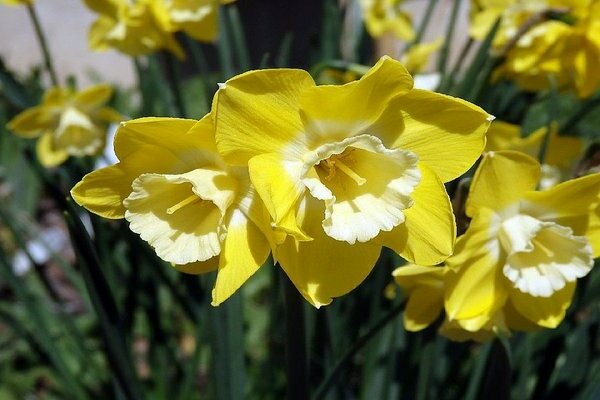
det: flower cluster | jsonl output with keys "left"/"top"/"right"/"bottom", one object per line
{"left": 394, "top": 151, "right": 600, "bottom": 341}
{"left": 486, "top": 120, "right": 583, "bottom": 188}
{"left": 84, "top": 0, "right": 234, "bottom": 57}
{"left": 360, "top": 0, "right": 415, "bottom": 40}
{"left": 470, "top": 0, "right": 600, "bottom": 97}
{"left": 72, "top": 56, "right": 492, "bottom": 307}
{"left": 8, "top": 84, "right": 122, "bottom": 167}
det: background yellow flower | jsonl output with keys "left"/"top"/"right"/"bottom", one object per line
{"left": 7, "top": 84, "right": 122, "bottom": 167}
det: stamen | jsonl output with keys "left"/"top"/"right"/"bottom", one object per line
{"left": 334, "top": 158, "right": 366, "bottom": 186}
{"left": 167, "top": 194, "right": 202, "bottom": 215}
{"left": 533, "top": 237, "right": 555, "bottom": 257}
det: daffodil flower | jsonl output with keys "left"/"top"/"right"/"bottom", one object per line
{"left": 445, "top": 151, "right": 600, "bottom": 330}
{"left": 71, "top": 115, "right": 274, "bottom": 305}
{"left": 394, "top": 263, "right": 540, "bottom": 341}
{"left": 161, "top": 0, "right": 235, "bottom": 42}
{"left": 486, "top": 120, "right": 583, "bottom": 188}
{"left": 472, "top": 0, "right": 600, "bottom": 97}
{"left": 84, "top": 0, "right": 185, "bottom": 58}
{"left": 8, "top": 84, "right": 122, "bottom": 167}
{"left": 214, "top": 56, "right": 491, "bottom": 306}
{"left": 360, "top": 0, "right": 415, "bottom": 40}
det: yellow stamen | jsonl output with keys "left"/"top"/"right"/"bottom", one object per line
{"left": 167, "top": 194, "right": 202, "bottom": 215}
{"left": 334, "top": 158, "right": 366, "bottom": 186}
{"left": 533, "top": 237, "right": 555, "bottom": 257}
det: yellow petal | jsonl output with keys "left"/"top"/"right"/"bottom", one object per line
{"left": 83, "top": 0, "right": 120, "bottom": 16}
{"left": 299, "top": 56, "right": 413, "bottom": 148}
{"left": 587, "top": 204, "right": 600, "bottom": 257}
{"left": 94, "top": 107, "right": 124, "bottom": 123}
{"left": 36, "top": 132, "right": 69, "bottom": 167}
{"left": 379, "top": 163, "right": 456, "bottom": 265}
{"left": 484, "top": 120, "right": 522, "bottom": 152}
{"left": 400, "top": 38, "right": 444, "bottom": 74}
{"left": 212, "top": 209, "right": 271, "bottom": 306}
{"left": 376, "top": 89, "right": 491, "bottom": 182}
{"left": 172, "top": 3, "right": 218, "bottom": 42}
{"left": 7, "top": 107, "right": 53, "bottom": 138}
{"left": 444, "top": 210, "right": 506, "bottom": 321}
{"left": 114, "top": 117, "right": 200, "bottom": 160}
{"left": 71, "top": 163, "right": 134, "bottom": 219}
{"left": 508, "top": 282, "right": 576, "bottom": 328}
{"left": 73, "top": 84, "right": 113, "bottom": 109}
{"left": 71, "top": 146, "right": 182, "bottom": 219}
{"left": 522, "top": 172, "right": 600, "bottom": 256}
{"left": 544, "top": 132, "right": 583, "bottom": 169}
{"left": 392, "top": 264, "right": 445, "bottom": 331}
{"left": 248, "top": 153, "right": 310, "bottom": 240}
{"left": 214, "top": 68, "right": 314, "bottom": 164}
{"left": 403, "top": 286, "right": 444, "bottom": 331}
{"left": 439, "top": 319, "right": 496, "bottom": 343}
{"left": 175, "top": 257, "right": 218, "bottom": 274}
{"left": 42, "top": 87, "right": 71, "bottom": 106}
{"left": 466, "top": 150, "right": 540, "bottom": 217}
{"left": 276, "top": 196, "right": 381, "bottom": 307}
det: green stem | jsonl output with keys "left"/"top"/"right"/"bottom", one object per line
{"left": 312, "top": 301, "right": 405, "bottom": 400}
{"left": 162, "top": 52, "right": 187, "bottom": 118}
{"left": 559, "top": 92, "right": 600, "bottom": 134}
{"left": 402, "top": 0, "right": 438, "bottom": 54}
{"left": 479, "top": 340, "right": 511, "bottom": 400}
{"left": 437, "top": 0, "right": 461, "bottom": 76}
{"left": 465, "top": 342, "right": 492, "bottom": 400}
{"left": 26, "top": 4, "right": 58, "bottom": 86}
{"left": 538, "top": 76, "right": 558, "bottom": 165}
{"left": 283, "top": 271, "right": 309, "bottom": 400}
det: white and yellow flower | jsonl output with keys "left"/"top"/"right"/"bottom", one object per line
{"left": 71, "top": 115, "right": 274, "bottom": 305}
{"left": 214, "top": 56, "right": 491, "bottom": 307}
{"left": 445, "top": 151, "right": 600, "bottom": 330}
{"left": 8, "top": 84, "right": 122, "bottom": 167}
{"left": 394, "top": 151, "right": 600, "bottom": 340}
{"left": 360, "top": 0, "right": 415, "bottom": 40}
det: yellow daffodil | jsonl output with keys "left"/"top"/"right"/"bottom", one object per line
{"left": 394, "top": 151, "right": 600, "bottom": 340}
{"left": 71, "top": 115, "right": 274, "bottom": 306}
{"left": 360, "top": 0, "right": 415, "bottom": 41}
{"left": 394, "top": 263, "right": 539, "bottom": 341}
{"left": 214, "top": 56, "right": 492, "bottom": 307}
{"left": 486, "top": 121, "right": 583, "bottom": 188}
{"left": 84, "top": 0, "right": 185, "bottom": 58}
{"left": 445, "top": 151, "right": 600, "bottom": 331}
{"left": 84, "top": 0, "right": 233, "bottom": 57}
{"left": 7, "top": 84, "right": 122, "bottom": 167}
{"left": 471, "top": 0, "right": 600, "bottom": 97}
{"left": 400, "top": 38, "right": 443, "bottom": 75}
{"left": 161, "top": 0, "right": 234, "bottom": 42}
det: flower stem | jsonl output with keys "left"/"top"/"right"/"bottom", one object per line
{"left": 161, "top": 52, "right": 187, "bottom": 118}
{"left": 26, "top": 4, "right": 58, "bottom": 86}
{"left": 312, "top": 301, "right": 405, "bottom": 399}
{"left": 282, "top": 271, "right": 309, "bottom": 400}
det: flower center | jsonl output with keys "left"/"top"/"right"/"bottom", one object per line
{"left": 301, "top": 134, "right": 420, "bottom": 244}
{"left": 317, "top": 148, "right": 366, "bottom": 186}
{"left": 499, "top": 213, "right": 593, "bottom": 297}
